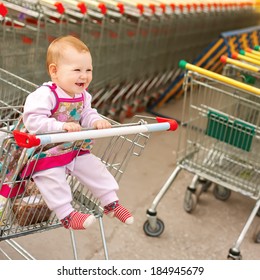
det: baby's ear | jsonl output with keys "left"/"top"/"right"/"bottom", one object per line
{"left": 49, "top": 63, "right": 57, "bottom": 78}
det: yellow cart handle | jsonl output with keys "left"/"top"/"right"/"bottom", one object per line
{"left": 178, "top": 60, "right": 260, "bottom": 96}
{"left": 239, "top": 50, "right": 260, "bottom": 61}
{"left": 220, "top": 55, "right": 260, "bottom": 73}
{"left": 232, "top": 52, "right": 260, "bottom": 67}
{"left": 246, "top": 47, "right": 260, "bottom": 57}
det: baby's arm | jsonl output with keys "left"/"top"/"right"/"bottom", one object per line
{"left": 23, "top": 87, "right": 65, "bottom": 133}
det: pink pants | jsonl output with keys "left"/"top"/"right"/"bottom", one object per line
{"left": 32, "top": 153, "right": 119, "bottom": 219}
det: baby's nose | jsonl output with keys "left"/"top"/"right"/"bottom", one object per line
{"left": 80, "top": 72, "right": 88, "bottom": 78}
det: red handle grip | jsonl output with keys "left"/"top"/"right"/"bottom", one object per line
{"left": 13, "top": 130, "right": 40, "bottom": 148}
{"left": 156, "top": 117, "right": 178, "bottom": 131}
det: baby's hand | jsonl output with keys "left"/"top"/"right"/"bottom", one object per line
{"left": 93, "top": 119, "right": 112, "bottom": 129}
{"left": 63, "top": 122, "right": 82, "bottom": 132}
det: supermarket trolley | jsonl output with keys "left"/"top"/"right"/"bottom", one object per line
{"left": 221, "top": 55, "right": 260, "bottom": 243}
{"left": 0, "top": 69, "right": 178, "bottom": 260}
{"left": 144, "top": 60, "right": 260, "bottom": 260}
{"left": 221, "top": 55, "right": 260, "bottom": 87}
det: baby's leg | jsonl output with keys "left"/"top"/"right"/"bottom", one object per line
{"left": 103, "top": 201, "right": 134, "bottom": 225}
{"left": 70, "top": 154, "right": 133, "bottom": 224}
{"left": 32, "top": 166, "right": 95, "bottom": 229}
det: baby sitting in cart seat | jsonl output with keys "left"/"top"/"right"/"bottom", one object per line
{"left": 22, "top": 35, "right": 133, "bottom": 230}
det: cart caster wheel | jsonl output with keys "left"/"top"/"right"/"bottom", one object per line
{"left": 143, "top": 218, "right": 165, "bottom": 237}
{"left": 183, "top": 187, "right": 197, "bottom": 213}
{"left": 213, "top": 185, "right": 231, "bottom": 201}
{"left": 227, "top": 248, "right": 242, "bottom": 260}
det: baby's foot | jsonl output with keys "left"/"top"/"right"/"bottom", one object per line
{"left": 104, "top": 201, "right": 134, "bottom": 225}
{"left": 60, "top": 211, "right": 96, "bottom": 230}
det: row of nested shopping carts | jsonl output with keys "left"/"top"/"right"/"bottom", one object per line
{"left": 0, "top": 0, "right": 258, "bottom": 123}
{"left": 0, "top": 69, "right": 178, "bottom": 259}
{"left": 143, "top": 47, "right": 260, "bottom": 259}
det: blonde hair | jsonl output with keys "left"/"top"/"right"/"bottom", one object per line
{"left": 46, "top": 35, "right": 90, "bottom": 75}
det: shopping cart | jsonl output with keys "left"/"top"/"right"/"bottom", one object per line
{"left": 221, "top": 55, "right": 260, "bottom": 244}
{"left": 221, "top": 55, "right": 260, "bottom": 87}
{"left": 0, "top": 68, "right": 178, "bottom": 260}
{"left": 144, "top": 60, "right": 260, "bottom": 260}
{"left": 231, "top": 51, "right": 260, "bottom": 68}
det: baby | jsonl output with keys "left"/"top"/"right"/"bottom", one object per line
{"left": 22, "top": 35, "right": 133, "bottom": 230}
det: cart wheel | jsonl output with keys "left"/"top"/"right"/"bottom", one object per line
{"left": 143, "top": 219, "right": 165, "bottom": 237}
{"left": 213, "top": 185, "right": 231, "bottom": 201}
{"left": 227, "top": 254, "right": 242, "bottom": 260}
{"left": 183, "top": 187, "right": 197, "bottom": 213}
{"left": 227, "top": 248, "right": 242, "bottom": 260}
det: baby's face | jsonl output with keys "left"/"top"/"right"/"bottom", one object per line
{"left": 51, "top": 46, "right": 93, "bottom": 97}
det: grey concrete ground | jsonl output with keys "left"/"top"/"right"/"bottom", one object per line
{"left": 1, "top": 98, "right": 260, "bottom": 260}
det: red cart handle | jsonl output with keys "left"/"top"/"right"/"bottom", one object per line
{"left": 156, "top": 117, "right": 178, "bottom": 131}
{"left": 13, "top": 130, "right": 40, "bottom": 148}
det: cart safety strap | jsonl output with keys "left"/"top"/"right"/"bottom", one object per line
{"left": 0, "top": 182, "right": 25, "bottom": 198}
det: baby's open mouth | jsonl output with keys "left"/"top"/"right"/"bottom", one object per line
{"left": 76, "top": 83, "right": 84, "bottom": 87}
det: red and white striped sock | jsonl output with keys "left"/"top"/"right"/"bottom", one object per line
{"left": 60, "top": 211, "right": 96, "bottom": 230}
{"left": 104, "top": 201, "right": 134, "bottom": 225}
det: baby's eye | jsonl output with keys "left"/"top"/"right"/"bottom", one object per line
{"left": 86, "top": 69, "right": 92, "bottom": 72}
{"left": 74, "top": 69, "right": 80, "bottom": 72}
